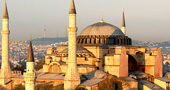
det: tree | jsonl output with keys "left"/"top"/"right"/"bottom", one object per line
{"left": 13, "top": 85, "right": 25, "bottom": 90}
{"left": 99, "top": 78, "right": 115, "bottom": 90}
{"left": 36, "top": 84, "right": 53, "bottom": 90}
{"left": 98, "top": 77, "right": 123, "bottom": 90}
{"left": 53, "top": 84, "right": 64, "bottom": 90}
{"left": 75, "top": 87, "right": 87, "bottom": 90}
{"left": 12, "top": 64, "right": 26, "bottom": 74}
{"left": 35, "top": 58, "right": 45, "bottom": 70}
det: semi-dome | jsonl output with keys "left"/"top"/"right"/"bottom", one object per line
{"left": 80, "top": 22, "right": 125, "bottom": 36}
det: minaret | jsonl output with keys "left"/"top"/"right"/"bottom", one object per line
{"left": 24, "top": 37, "right": 36, "bottom": 90}
{"left": 121, "top": 8, "right": 126, "bottom": 35}
{"left": 64, "top": 0, "right": 80, "bottom": 90}
{"left": 0, "top": 0, "right": 11, "bottom": 88}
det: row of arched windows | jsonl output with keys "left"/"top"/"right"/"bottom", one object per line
{"left": 77, "top": 35, "right": 132, "bottom": 45}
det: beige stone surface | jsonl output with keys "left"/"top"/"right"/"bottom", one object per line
{"left": 154, "top": 78, "right": 166, "bottom": 89}
{"left": 121, "top": 26, "right": 126, "bottom": 35}
{"left": 0, "top": 15, "right": 11, "bottom": 89}
{"left": 64, "top": 5, "right": 80, "bottom": 89}
{"left": 24, "top": 62, "right": 36, "bottom": 90}
{"left": 105, "top": 46, "right": 128, "bottom": 77}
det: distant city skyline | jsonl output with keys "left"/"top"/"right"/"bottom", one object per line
{"left": 0, "top": 0, "right": 169, "bottom": 42}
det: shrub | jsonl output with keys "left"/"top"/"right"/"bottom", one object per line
{"left": 75, "top": 87, "right": 87, "bottom": 90}
{"left": 13, "top": 85, "right": 25, "bottom": 90}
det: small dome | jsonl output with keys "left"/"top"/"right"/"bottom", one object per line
{"left": 79, "top": 22, "right": 125, "bottom": 36}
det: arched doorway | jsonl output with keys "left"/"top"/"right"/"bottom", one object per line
{"left": 48, "top": 63, "right": 61, "bottom": 73}
{"left": 128, "top": 55, "right": 137, "bottom": 72}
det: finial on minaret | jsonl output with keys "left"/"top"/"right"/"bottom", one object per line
{"left": 3, "top": 0, "right": 9, "bottom": 19}
{"left": 27, "top": 37, "right": 34, "bottom": 62}
{"left": 100, "top": 12, "right": 104, "bottom": 23}
{"left": 30, "top": 35, "right": 32, "bottom": 41}
{"left": 121, "top": 8, "right": 126, "bottom": 35}
{"left": 69, "top": 0, "right": 76, "bottom": 14}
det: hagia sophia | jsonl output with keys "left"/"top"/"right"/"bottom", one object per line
{"left": 0, "top": 0, "right": 170, "bottom": 90}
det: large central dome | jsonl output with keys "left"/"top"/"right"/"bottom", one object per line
{"left": 80, "top": 22, "right": 125, "bottom": 36}
{"left": 77, "top": 21, "right": 132, "bottom": 46}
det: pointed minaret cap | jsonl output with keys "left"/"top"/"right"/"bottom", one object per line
{"left": 27, "top": 36, "right": 34, "bottom": 62}
{"left": 100, "top": 13, "right": 104, "bottom": 23}
{"left": 122, "top": 8, "right": 125, "bottom": 27}
{"left": 3, "top": 0, "right": 9, "bottom": 19}
{"left": 69, "top": 0, "right": 76, "bottom": 14}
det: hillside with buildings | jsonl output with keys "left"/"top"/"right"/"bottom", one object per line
{"left": 0, "top": 38, "right": 170, "bottom": 70}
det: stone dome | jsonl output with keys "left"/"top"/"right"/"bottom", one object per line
{"left": 79, "top": 22, "right": 125, "bottom": 36}
{"left": 77, "top": 22, "right": 132, "bottom": 46}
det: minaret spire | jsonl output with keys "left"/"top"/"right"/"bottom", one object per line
{"left": 3, "top": 0, "right": 9, "bottom": 19}
{"left": 121, "top": 8, "right": 126, "bottom": 35}
{"left": 100, "top": 12, "right": 104, "bottom": 23}
{"left": 69, "top": 0, "right": 76, "bottom": 14}
{"left": 122, "top": 8, "right": 125, "bottom": 27}
{"left": 27, "top": 36, "right": 34, "bottom": 62}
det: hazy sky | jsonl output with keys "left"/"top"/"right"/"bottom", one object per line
{"left": 0, "top": 0, "right": 170, "bottom": 42}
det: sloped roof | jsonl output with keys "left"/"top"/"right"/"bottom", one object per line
{"left": 85, "top": 70, "right": 107, "bottom": 80}
{"left": 139, "top": 80, "right": 162, "bottom": 89}
{"left": 37, "top": 73, "right": 65, "bottom": 80}
{"left": 59, "top": 47, "right": 91, "bottom": 53}
{"left": 12, "top": 73, "right": 65, "bottom": 80}
{"left": 80, "top": 78, "right": 105, "bottom": 86}
{"left": 156, "top": 77, "right": 170, "bottom": 82}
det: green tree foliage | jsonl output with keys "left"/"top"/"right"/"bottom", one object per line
{"left": 98, "top": 78, "right": 123, "bottom": 90}
{"left": 53, "top": 84, "right": 64, "bottom": 90}
{"left": 75, "top": 87, "right": 87, "bottom": 90}
{"left": 35, "top": 58, "right": 45, "bottom": 70}
{"left": 36, "top": 84, "right": 53, "bottom": 90}
{"left": 13, "top": 85, "right": 25, "bottom": 90}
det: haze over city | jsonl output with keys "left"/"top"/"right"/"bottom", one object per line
{"left": 0, "top": 0, "right": 170, "bottom": 42}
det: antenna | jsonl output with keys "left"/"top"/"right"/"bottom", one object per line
{"left": 44, "top": 25, "right": 46, "bottom": 38}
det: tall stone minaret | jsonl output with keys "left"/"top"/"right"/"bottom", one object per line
{"left": 24, "top": 37, "right": 36, "bottom": 90}
{"left": 121, "top": 8, "right": 126, "bottom": 35}
{"left": 64, "top": 0, "right": 80, "bottom": 90}
{"left": 0, "top": 0, "right": 11, "bottom": 88}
